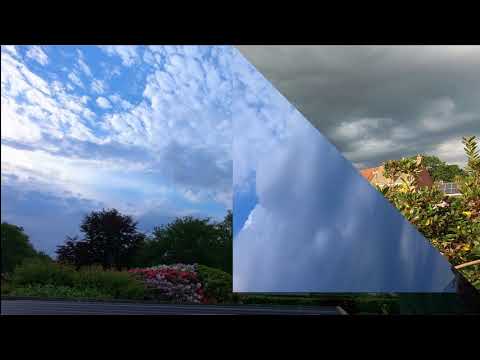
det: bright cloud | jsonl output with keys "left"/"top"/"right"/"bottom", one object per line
{"left": 99, "top": 45, "right": 139, "bottom": 66}
{"left": 1, "top": 45, "right": 238, "bottom": 255}
{"left": 91, "top": 79, "right": 105, "bottom": 94}
{"left": 96, "top": 96, "right": 111, "bottom": 109}
{"left": 26, "top": 46, "right": 49, "bottom": 65}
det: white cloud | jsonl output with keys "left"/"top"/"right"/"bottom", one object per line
{"left": 2, "top": 45, "right": 18, "bottom": 56}
{"left": 99, "top": 45, "right": 139, "bottom": 66}
{"left": 433, "top": 137, "right": 468, "bottom": 167}
{"left": 96, "top": 96, "right": 111, "bottom": 109}
{"left": 109, "top": 94, "right": 121, "bottom": 103}
{"left": 1, "top": 96, "right": 43, "bottom": 143}
{"left": 1, "top": 51, "right": 101, "bottom": 148}
{"left": 91, "top": 79, "right": 105, "bottom": 94}
{"left": 26, "top": 46, "right": 49, "bottom": 65}
{"left": 1, "top": 143, "right": 152, "bottom": 208}
{"left": 77, "top": 50, "right": 92, "bottom": 77}
{"left": 68, "top": 71, "right": 84, "bottom": 88}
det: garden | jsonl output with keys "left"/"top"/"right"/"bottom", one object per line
{"left": 1, "top": 136, "right": 479, "bottom": 314}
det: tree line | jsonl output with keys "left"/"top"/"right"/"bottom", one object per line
{"left": 2, "top": 209, "right": 233, "bottom": 275}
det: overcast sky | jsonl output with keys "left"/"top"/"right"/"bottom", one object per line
{"left": 1, "top": 45, "right": 238, "bottom": 255}
{"left": 236, "top": 45, "right": 480, "bottom": 169}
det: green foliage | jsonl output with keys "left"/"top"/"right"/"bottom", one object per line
{"left": 10, "top": 284, "right": 113, "bottom": 300}
{"left": 136, "top": 211, "right": 233, "bottom": 273}
{"left": 384, "top": 154, "right": 466, "bottom": 183}
{"left": 379, "top": 137, "right": 480, "bottom": 289}
{"left": 10, "top": 259, "right": 145, "bottom": 300}
{"left": 421, "top": 155, "right": 465, "bottom": 182}
{"left": 1, "top": 222, "right": 46, "bottom": 273}
{"left": 457, "top": 136, "right": 480, "bottom": 202}
{"left": 383, "top": 155, "right": 424, "bottom": 187}
{"left": 461, "top": 265, "right": 480, "bottom": 289}
{"left": 463, "top": 136, "right": 480, "bottom": 174}
{"left": 73, "top": 265, "right": 145, "bottom": 299}
{"left": 11, "top": 258, "right": 76, "bottom": 287}
{"left": 1, "top": 280, "right": 12, "bottom": 295}
{"left": 197, "top": 264, "right": 236, "bottom": 303}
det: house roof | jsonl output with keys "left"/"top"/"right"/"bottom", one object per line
{"left": 360, "top": 167, "right": 376, "bottom": 181}
{"left": 360, "top": 165, "right": 433, "bottom": 187}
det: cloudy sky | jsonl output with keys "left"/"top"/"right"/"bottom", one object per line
{"left": 231, "top": 52, "right": 457, "bottom": 293}
{"left": 237, "top": 46, "right": 480, "bottom": 169}
{"left": 1, "top": 45, "right": 240, "bottom": 255}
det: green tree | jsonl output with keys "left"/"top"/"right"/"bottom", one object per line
{"left": 390, "top": 154, "right": 466, "bottom": 183}
{"left": 1, "top": 222, "right": 44, "bottom": 273}
{"left": 422, "top": 155, "right": 466, "bottom": 182}
{"left": 56, "top": 209, "right": 145, "bottom": 270}
{"left": 216, "top": 210, "right": 232, "bottom": 274}
{"left": 135, "top": 211, "right": 233, "bottom": 273}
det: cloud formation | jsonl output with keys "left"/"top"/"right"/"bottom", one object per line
{"left": 231, "top": 54, "right": 457, "bottom": 291}
{"left": 1, "top": 45, "right": 239, "bottom": 255}
{"left": 237, "top": 46, "right": 480, "bottom": 168}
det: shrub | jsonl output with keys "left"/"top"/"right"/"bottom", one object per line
{"left": 10, "top": 284, "right": 113, "bottom": 299}
{"left": 130, "top": 264, "right": 204, "bottom": 303}
{"left": 1, "top": 280, "right": 12, "bottom": 296}
{"left": 74, "top": 266, "right": 145, "bottom": 300}
{"left": 10, "top": 260, "right": 145, "bottom": 300}
{"left": 197, "top": 264, "right": 235, "bottom": 303}
{"left": 11, "top": 258, "right": 76, "bottom": 287}
{"left": 377, "top": 139, "right": 480, "bottom": 290}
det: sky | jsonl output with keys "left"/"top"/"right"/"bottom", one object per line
{"left": 2, "top": 44, "right": 479, "bottom": 275}
{"left": 237, "top": 45, "right": 480, "bottom": 169}
{"left": 1, "top": 45, "right": 242, "bottom": 256}
{"left": 231, "top": 54, "right": 457, "bottom": 292}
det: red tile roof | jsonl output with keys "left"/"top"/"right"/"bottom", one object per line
{"left": 360, "top": 168, "right": 376, "bottom": 181}
{"left": 359, "top": 166, "right": 433, "bottom": 187}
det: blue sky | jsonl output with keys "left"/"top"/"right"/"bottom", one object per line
{"left": 1, "top": 45, "right": 241, "bottom": 255}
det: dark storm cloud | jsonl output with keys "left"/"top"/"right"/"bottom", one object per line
{"left": 236, "top": 46, "right": 480, "bottom": 168}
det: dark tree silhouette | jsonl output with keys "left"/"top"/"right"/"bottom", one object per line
{"left": 1, "top": 222, "right": 37, "bottom": 273}
{"left": 56, "top": 209, "right": 145, "bottom": 270}
{"left": 56, "top": 236, "right": 93, "bottom": 269}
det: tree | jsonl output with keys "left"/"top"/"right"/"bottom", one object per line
{"left": 56, "top": 236, "right": 94, "bottom": 270}
{"left": 56, "top": 209, "right": 145, "bottom": 270}
{"left": 1, "top": 222, "right": 50, "bottom": 273}
{"left": 135, "top": 211, "right": 233, "bottom": 273}
{"left": 395, "top": 154, "right": 466, "bottom": 183}
{"left": 216, "top": 210, "right": 232, "bottom": 274}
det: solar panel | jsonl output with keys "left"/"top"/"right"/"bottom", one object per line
{"left": 439, "top": 182, "right": 460, "bottom": 194}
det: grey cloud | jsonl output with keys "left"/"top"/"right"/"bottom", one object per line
{"left": 153, "top": 140, "right": 232, "bottom": 193}
{"left": 237, "top": 46, "right": 480, "bottom": 168}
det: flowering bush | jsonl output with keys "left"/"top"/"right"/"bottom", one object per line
{"left": 377, "top": 137, "right": 480, "bottom": 288}
{"left": 129, "top": 264, "right": 207, "bottom": 303}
